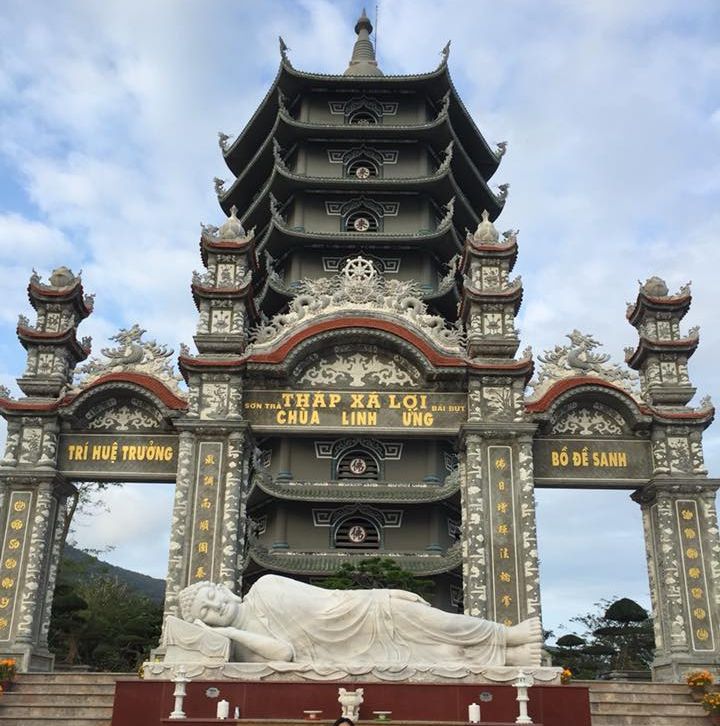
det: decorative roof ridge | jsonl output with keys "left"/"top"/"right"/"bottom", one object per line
{"left": 624, "top": 332, "right": 700, "bottom": 368}
{"left": 252, "top": 474, "right": 460, "bottom": 503}
{"left": 223, "top": 63, "right": 284, "bottom": 161}
{"left": 245, "top": 317, "right": 468, "bottom": 368}
{"left": 443, "top": 72, "right": 503, "bottom": 166}
{"left": 247, "top": 260, "right": 466, "bottom": 355}
{"left": 257, "top": 208, "right": 461, "bottom": 251}
{"left": 281, "top": 56, "right": 447, "bottom": 83}
{"left": 278, "top": 103, "right": 449, "bottom": 132}
{"left": 222, "top": 114, "right": 280, "bottom": 185}
{"left": 525, "top": 376, "right": 647, "bottom": 414}
{"left": 0, "top": 371, "right": 189, "bottom": 415}
{"left": 272, "top": 160, "right": 454, "bottom": 186}
{"left": 462, "top": 276, "right": 523, "bottom": 297}
{"left": 246, "top": 543, "right": 462, "bottom": 576}
{"left": 73, "top": 325, "right": 185, "bottom": 398}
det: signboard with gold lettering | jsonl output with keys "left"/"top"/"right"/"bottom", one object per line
{"left": 243, "top": 390, "right": 467, "bottom": 433}
{"left": 58, "top": 433, "right": 179, "bottom": 481}
{"left": 532, "top": 438, "right": 652, "bottom": 487}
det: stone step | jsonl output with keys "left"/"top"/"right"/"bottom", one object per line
{"left": 591, "top": 701, "right": 704, "bottom": 716}
{"left": 591, "top": 717, "right": 708, "bottom": 726}
{"left": 580, "top": 680, "right": 689, "bottom": 693}
{"left": 589, "top": 691, "right": 692, "bottom": 704}
{"left": 15, "top": 672, "right": 129, "bottom": 683}
{"left": 2, "top": 692, "right": 113, "bottom": 706}
{"left": 0, "top": 704, "right": 114, "bottom": 718}
{"left": 10, "top": 682, "right": 117, "bottom": 694}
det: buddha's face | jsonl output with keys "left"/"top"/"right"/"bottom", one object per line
{"left": 189, "top": 583, "right": 240, "bottom": 627}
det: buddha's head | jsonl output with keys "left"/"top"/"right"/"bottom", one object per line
{"left": 178, "top": 581, "right": 241, "bottom": 627}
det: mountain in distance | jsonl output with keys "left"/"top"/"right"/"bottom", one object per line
{"left": 63, "top": 544, "right": 166, "bottom": 603}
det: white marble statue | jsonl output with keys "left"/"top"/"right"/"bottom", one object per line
{"left": 176, "top": 575, "right": 543, "bottom": 668}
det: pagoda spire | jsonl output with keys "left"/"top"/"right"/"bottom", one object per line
{"left": 343, "top": 8, "right": 383, "bottom": 77}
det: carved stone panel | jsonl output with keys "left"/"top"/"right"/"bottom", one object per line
{"left": 294, "top": 349, "right": 421, "bottom": 388}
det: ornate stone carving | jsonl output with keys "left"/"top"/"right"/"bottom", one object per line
{"left": 296, "top": 351, "right": 418, "bottom": 388}
{"left": 18, "top": 424, "right": 43, "bottom": 464}
{"left": 218, "top": 132, "right": 233, "bottom": 153}
{"left": 551, "top": 403, "right": 627, "bottom": 437}
{"left": 0, "top": 385, "right": 11, "bottom": 399}
{"left": 530, "top": 330, "right": 638, "bottom": 398}
{"left": 213, "top": 177, "right": 227, "bottom": 197}
{"left": 75, "top": 324, "right": 183, "bottom": 395}
{"left": 249, "top": 256, "right": 464, "bottom": 353}
{"left": 83, "top": 397, "right": 163, "bottom": 431}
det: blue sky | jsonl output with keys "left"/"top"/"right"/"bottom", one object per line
{"left": 0, "top": 0, "right": 718, "bottom": 637}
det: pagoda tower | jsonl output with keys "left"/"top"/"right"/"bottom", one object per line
{"left": 173, "top": 10, "right": 535, "bottom": 618}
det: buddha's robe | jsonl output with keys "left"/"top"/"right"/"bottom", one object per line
{"left": 237, "top": 575, "right": 506, "bottom": 666}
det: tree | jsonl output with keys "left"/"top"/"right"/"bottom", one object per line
{"left": 548, "top": 596, "right": 653, "bottom": 679}
{"left": 593, "top": 598, "right": 653, "bottom": 671}
{"left": 321, "top": 557, "right": 435, "bottom": 598}
{"left": 49, "top": 556, "right": 163, "bottom": 671}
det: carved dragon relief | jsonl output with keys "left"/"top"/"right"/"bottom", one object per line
{"left": 73, "top": 324, "right": 184, "bottom": 396}
{"left": 249, "top": 256, "right": 465, "bottom": 354}
{"left": 529, "top": 330, "right": 639, "bottom": 400}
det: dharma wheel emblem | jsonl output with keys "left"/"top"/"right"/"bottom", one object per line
{"left": 342, "top": 256, "right": 376, "bottom": 283}
{"left": 349, "top": 457, "right": 368, "bottom": 475}
{"left": 348, "top": 525, "right": 368, "bottom": 543}
{"left": 353, "top": 216, "right": 371, "bottom": 232}
{"left": 355, "top": 166, "right": 371, "bottom": 179}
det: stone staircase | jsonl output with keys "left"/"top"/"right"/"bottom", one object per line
{"left": 585, "top": 680, "right": 710, "bottom": 725}
{"left": 0, "top": 672, "right": 126, "bottom": 726}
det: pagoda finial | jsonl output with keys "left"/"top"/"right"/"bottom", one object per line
{"left": 470, "top": 210, "right": 500, "bottom": 245}
{"left": 218, "top": 205, "right": 246, "bottom": 240}
{"left": 344, "top": 8, "right": 383, "bottom": 77}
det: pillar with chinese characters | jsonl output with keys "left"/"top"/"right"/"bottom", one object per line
{"left": 0, "top": 267, "right": 92, "bottom": 671}
{"left": 458, "top": 215, "right": 541, "bottom": 624}
{"left": 627, "top": 277, "right": 720, "bottom": 681}
{"left": 162, "top": 207, "right": 258, "bottom": 622}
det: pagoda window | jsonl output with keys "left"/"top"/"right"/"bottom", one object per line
{"left": 348, "top": 108, "right": 379, "bottom": 125}
{"left": 335, "top": 448, "right": 381, "bottom": 479}
{"left": 346, "top": 157, "right": 380, "bottom": 179}
{"left": 344, "top": 208, "right": 380, "bottom": 232}
{"left": 333, "top": 515, "right": 381, "bottom": 549}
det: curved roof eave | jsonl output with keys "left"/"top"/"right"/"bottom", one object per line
{"left": 222, "top": 107, "right": 502, "bottom": 222}
{"left": 252, "top": 475, "right": 460, "bottom": 504}
{"left": 257, "top": 216, "right": 463, "bottom": 260}
{"left": 245, "top": 544, "right": 462, "bottom": 576}
{"left": 223, "top": 60, "right": 501, "bottom": 180}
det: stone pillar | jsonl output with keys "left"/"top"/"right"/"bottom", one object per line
{"left": 163, "top": 424, "right": 251, "bottom": 622}
{"left": 163, "top": 430, "right": 197, "bottom": 620}
{"left": 633, "top": 478, "right": 720, "bottom": 681}
{"left": 460, "top": 426, "right": 541, "bottom": 625}
{"left": 0, "top": 471, "right": 68, "bottom": 672}
{"left": 219, "top": 431, "right": 248, "bottom": 590}
{"left": 459, "top": 432, "right": 488, "bottom": 617}
{"left": 272, "top": 506, "right": 289, "bottom": 550}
